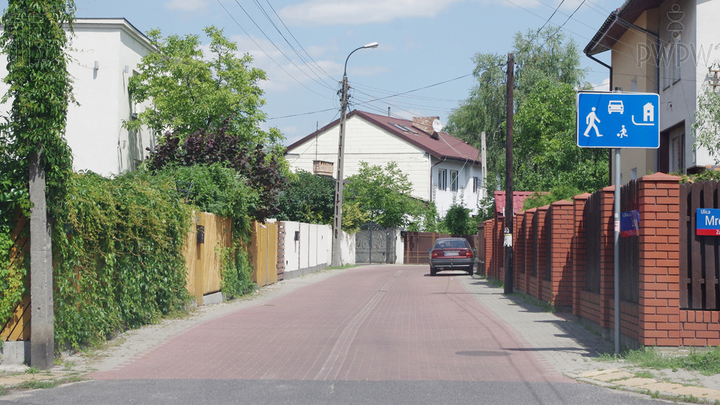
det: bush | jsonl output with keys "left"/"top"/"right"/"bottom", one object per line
{"left": 52, "top": 171, "right": 192, "bottom": 348}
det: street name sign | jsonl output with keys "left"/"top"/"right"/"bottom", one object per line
{"left": 576, "top": 92, "right": 660, "bottom": 149}
{"left": 696, "top": 208, "right": 720, "bottom": 236}
{"left": 620, "top": 210, "right": 640, "bottom": 237}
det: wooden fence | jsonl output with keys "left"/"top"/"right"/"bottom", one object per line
{"left": 403, "top": 232, "right": 479, "bottom": 266}
{"left": 0, "top": 212, "right": 30, "bottom": 342}
{"left": 620, "top": 179, "right": 640, "bottom": 304}
{"left": 680, "top": 181, "right": 720, "bottom": 310}
{"left": 252, "top": 221, "right": 278, "bottom": 287}
{"left": 183, "top": 211, "right": 233, "bottom": 305}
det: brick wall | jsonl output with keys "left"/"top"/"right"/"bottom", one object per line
{"left": 548, "top": 201, "right": 574, "bottom": 307}
{"left": 638, "top": 173, "right": 681, "bottom": 346}
{"left": 536, "top": 206, "right": 550, "bottom": 303}
{"left": 572, "top": 193, "right": 590, "bottom": 317}
{"left": 515, "top": 212, "right": 527, "bottom": 293}
{"left": 599, "top": 186, "right": 615, "bottom": 330}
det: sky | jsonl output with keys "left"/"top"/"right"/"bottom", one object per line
{"left": 1, "top": 0, "right": 616, "bottom": 146}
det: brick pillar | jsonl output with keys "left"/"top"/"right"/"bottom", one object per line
{"left": 484, "top": 219, "right": 493, "bottom": 278}
{"left": 551, "top": 200, "right": 574, "bottom": 307}
{"left": 600, "top": 186, "right": 615, "bottom": 330}
{"left": 638, "top": 173, "right": 681, "bottom": 346}
{"left": 572, "top": 193, "right": 591, "bottom": 316}
{"left": 536, "top": 206, "right": 549, "bottom": 301}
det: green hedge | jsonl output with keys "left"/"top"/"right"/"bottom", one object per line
{"left": 52, "top": 171, "right": 192, "bottom": 348}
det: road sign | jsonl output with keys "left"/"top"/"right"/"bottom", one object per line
{"left": 576, "top": 92, "right": 660, "bottom": 149}
{"left": 696, "top": 208, "right": 720, "bottom": 236}
{"left": 620, "top": 210, "right": 640, "bottom": 237}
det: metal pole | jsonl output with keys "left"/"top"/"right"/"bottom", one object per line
{"left": 504, "top": 53, "right": 514, "bottom": 295}
{"left": 614, "top": 148, "right": 621, "bottom": 355}
{"left": 331, "top": 75, "right": 348, "bottom": 267}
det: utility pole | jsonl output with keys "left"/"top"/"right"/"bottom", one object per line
{"left": 331, "top": 75, "right": 349, "bottom": 267}
{"left": 29, "top": 151, "right": 54, "bottom": 369}
{"left": 331, "top": 42, "right": 378, "bottom": 267}
{"left": 504, "top": 53, "right": 514, "bottom": 295}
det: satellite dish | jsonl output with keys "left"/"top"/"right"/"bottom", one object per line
{"left": 432, "top": 119, "right": 443, "bottom": 133}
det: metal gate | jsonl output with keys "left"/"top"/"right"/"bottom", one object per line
{"left": 355, "top": 222, "right": 396, "bottom": 264}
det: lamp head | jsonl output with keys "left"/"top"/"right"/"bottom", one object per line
{"left": 363, "top": 42, "right": 379, "bottom": 49}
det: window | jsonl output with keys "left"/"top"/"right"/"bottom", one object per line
{"left": 450, "top": 170, "right": 458, "bottom": 191}
{"left": 437, "top": 169, "right": 447, "bottom": 191}
{"left": 670, "top": 133, "right": 684, "bottom": 173}
{"left": 472, "top": 176, "right": 482, "bottom": 193}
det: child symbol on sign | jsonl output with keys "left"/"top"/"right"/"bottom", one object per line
{"left": 617, "top": 125, "right": 628, "bottom": 138}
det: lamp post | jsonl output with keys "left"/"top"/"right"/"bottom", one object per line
{"left": 331, "top": 41, "right": 378, "bottom": 267}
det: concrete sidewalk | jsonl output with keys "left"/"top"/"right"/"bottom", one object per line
{"left": 458, "top": 275, "right": 720, "bottom": 404}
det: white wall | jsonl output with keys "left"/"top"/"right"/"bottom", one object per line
{"left": 431, "top": 158, "right": 484, "bottom": 217}
{"left": 0, "top": 19, "right": 155, "bottom": 177}
{"left": 286, "top": 116, "right": 431, "bottom": 201}
{"left": 280, "top": 221, "right": 355, "bottom": 278}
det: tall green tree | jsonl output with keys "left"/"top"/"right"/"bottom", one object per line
{"left": 1, "top": 0, "right": 75, "bottom": 213}
{"left": 446, "top": 28, "right": 608, "bottom": 194}
{"left": 275, "top": 170, "right": 334, "bottom": 224}
{"left": 344, "top": 161, "right": 422, "bottom": 229}
{"left": 1, "top": 0, "right": 76, "bottom": 370}
{"left": 693, "top": 62, "right": 720, "bottom": 163}
{"left": 126, "top": 26, "right": 282, "bottom": 146}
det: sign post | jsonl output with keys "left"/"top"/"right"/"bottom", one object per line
{"left": 577, "top": 91, "right": 660, "bottom": 355}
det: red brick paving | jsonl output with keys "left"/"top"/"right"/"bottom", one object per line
{"left": 91, "top": 265, "right": 571, "bottom": 383}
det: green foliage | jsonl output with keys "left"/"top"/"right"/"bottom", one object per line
{"left": 523, "top": 185, "right": 581, "bottom": 210}
{"left": 275, "top": 170, "right": 334, "bottom": 224}
{"left": 678, "top": 169, "right": 720, "bottom": 184}
{"left": 0, "top": 0, "right": 76, "bottom": 218}
{"left": 218, "top": 245, "right": 253, "bottom": 299}
{"left": 601, "top": 346, "right": 720, "bottom": 376}
{"left": 443, "top": 204, "right": 475, "bottom": 235}
{"left": 126, "top": 26, "right": 281, "bottom": 146}
{"left": 446, "top": 28, "right": 606, "bottom": 195}
{"left": 514, "top": 80, "right": 607, "bottom": 192}
{"left": 407, "top": 202, "right": 441, "bottom": 233}
{"left": 0, "top": 227, "right": 25, "bottom": 328}
{"left": 340, "top": 201, "right": 369, "bottom": 234}
{"left": 52, "top": 171, "right": 192, "bottom": 348}
{"left": 344, "top": 161, "right": 423, "bottom": 229}
{"left": 693, "top": 61, "right": 720, "bottom": 163}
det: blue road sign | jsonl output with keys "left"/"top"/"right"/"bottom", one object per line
{"left": 696, "top": 208, "right": 720, "bottom": 236}
{"left": 576, "top": 92, "right": 660, "bottom": 149}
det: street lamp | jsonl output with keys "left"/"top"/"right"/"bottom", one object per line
{"left": 331, "top": 42, "right": 378, "bottom": 267}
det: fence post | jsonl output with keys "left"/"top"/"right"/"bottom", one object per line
{"left": 572, "top": 193, "right": 591, "bottom": 317}
{"left": 638, "top": 173, "right": 681, "bottom": 346}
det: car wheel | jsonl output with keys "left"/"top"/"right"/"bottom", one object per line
{"left": 467, "top": 266, "right": 474, "bottom": 275}
{"left": 430, "top": 266, "right": 436, "bottom": 276}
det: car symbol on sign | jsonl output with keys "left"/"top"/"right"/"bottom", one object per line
{"left": 608, "top": 100, "right": 624, "bottom": 114}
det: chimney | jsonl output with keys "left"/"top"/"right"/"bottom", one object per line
{"left": 412, "top": 116, "right": 440, "bottom": 138}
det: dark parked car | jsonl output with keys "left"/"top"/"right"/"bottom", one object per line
{"left": 429, "top": 237, "right": 474, "bottom": 276}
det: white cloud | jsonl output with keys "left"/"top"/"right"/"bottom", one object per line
{"left": 164, "top": 0, "right": 207, "bottom": 11}
{"left": 278, "top": 0, "right": 463, "bottom": 26}
{"left": 591, "top": 77, "right": 610, "bottom": 91}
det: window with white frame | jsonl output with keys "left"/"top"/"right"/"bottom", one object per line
{"left": 437, "top": 169, "right": 447, "bottom": 191}
{"left": 472, "top": 177, "right": 482, "bottom": 193}
{"left": 450, "top": 170, "right": 458, "bottom": 191}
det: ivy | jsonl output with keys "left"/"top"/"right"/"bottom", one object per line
{"left": 52, "top": 171, "right": 191, "bottom": 348}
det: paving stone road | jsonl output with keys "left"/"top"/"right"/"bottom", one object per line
{"left": 0, "top": 264, "right": 710, "bottom": 404}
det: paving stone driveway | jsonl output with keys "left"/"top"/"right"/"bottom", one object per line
{"left": 91, "top": 265, "right": 571, "bottom": 383}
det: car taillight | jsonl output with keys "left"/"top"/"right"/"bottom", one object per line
{"left": 463, "top": 249, "right": 473, "bottom": 258}
{"left": 431, "top": 250, "right": 441, "bottom": 258}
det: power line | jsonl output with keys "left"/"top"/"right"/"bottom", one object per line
{"left": 251, "top": 0, "right": 336, "bottom": 88}
{"left": 231, "top": 0, "right": 335, "bottom": 91}
{"left": 215, "top": 0, "right": 334, "bottom": 101}
{"left": 267, "top": 107, "right": 336, "bottom": 120}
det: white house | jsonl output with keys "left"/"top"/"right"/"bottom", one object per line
{"left": 585, "top": 0, "right": 720, "bottom": 181}
{"left": 285, "top": 110, "right": 485, "bottom": 217}
{"left": 0, "top": 18, "right": 155, "bottom": 176}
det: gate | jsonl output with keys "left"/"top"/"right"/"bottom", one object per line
{"left": 356, "top": 222, "right": 396, "bottom": 264}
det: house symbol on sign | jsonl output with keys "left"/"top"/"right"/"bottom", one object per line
{"left": 643, "top": 103, "right": 654, "bottom": 122}
{"left": 632, "top": 102, "right": 655, "bottom": 126}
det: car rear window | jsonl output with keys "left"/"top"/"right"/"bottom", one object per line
{"left": 435, "top": 240, "right": 468, "bottom": 249}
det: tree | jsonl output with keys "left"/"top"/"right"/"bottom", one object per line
{"left": 275, "top": 170, "right": 334, "bottom": 224}
{"left": 445, "top": 28, "right": 607, "bottom": 194}
{"left": 443, "top": 204, "right": 475, "bottom": 235}
{"left": 126, "top": 26, "right": 282, "bottom": 146}
{"left": 1, "top": 0, "right": 76, "bottom": 370}
{"left": 693, "top": 62, "right": 720, "bottom": 163}
{"left": 146, "top": 121, "right": 287, "bottom": 220}
{"left": 344, "top": 161, "right": 422, "bottom": 229}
